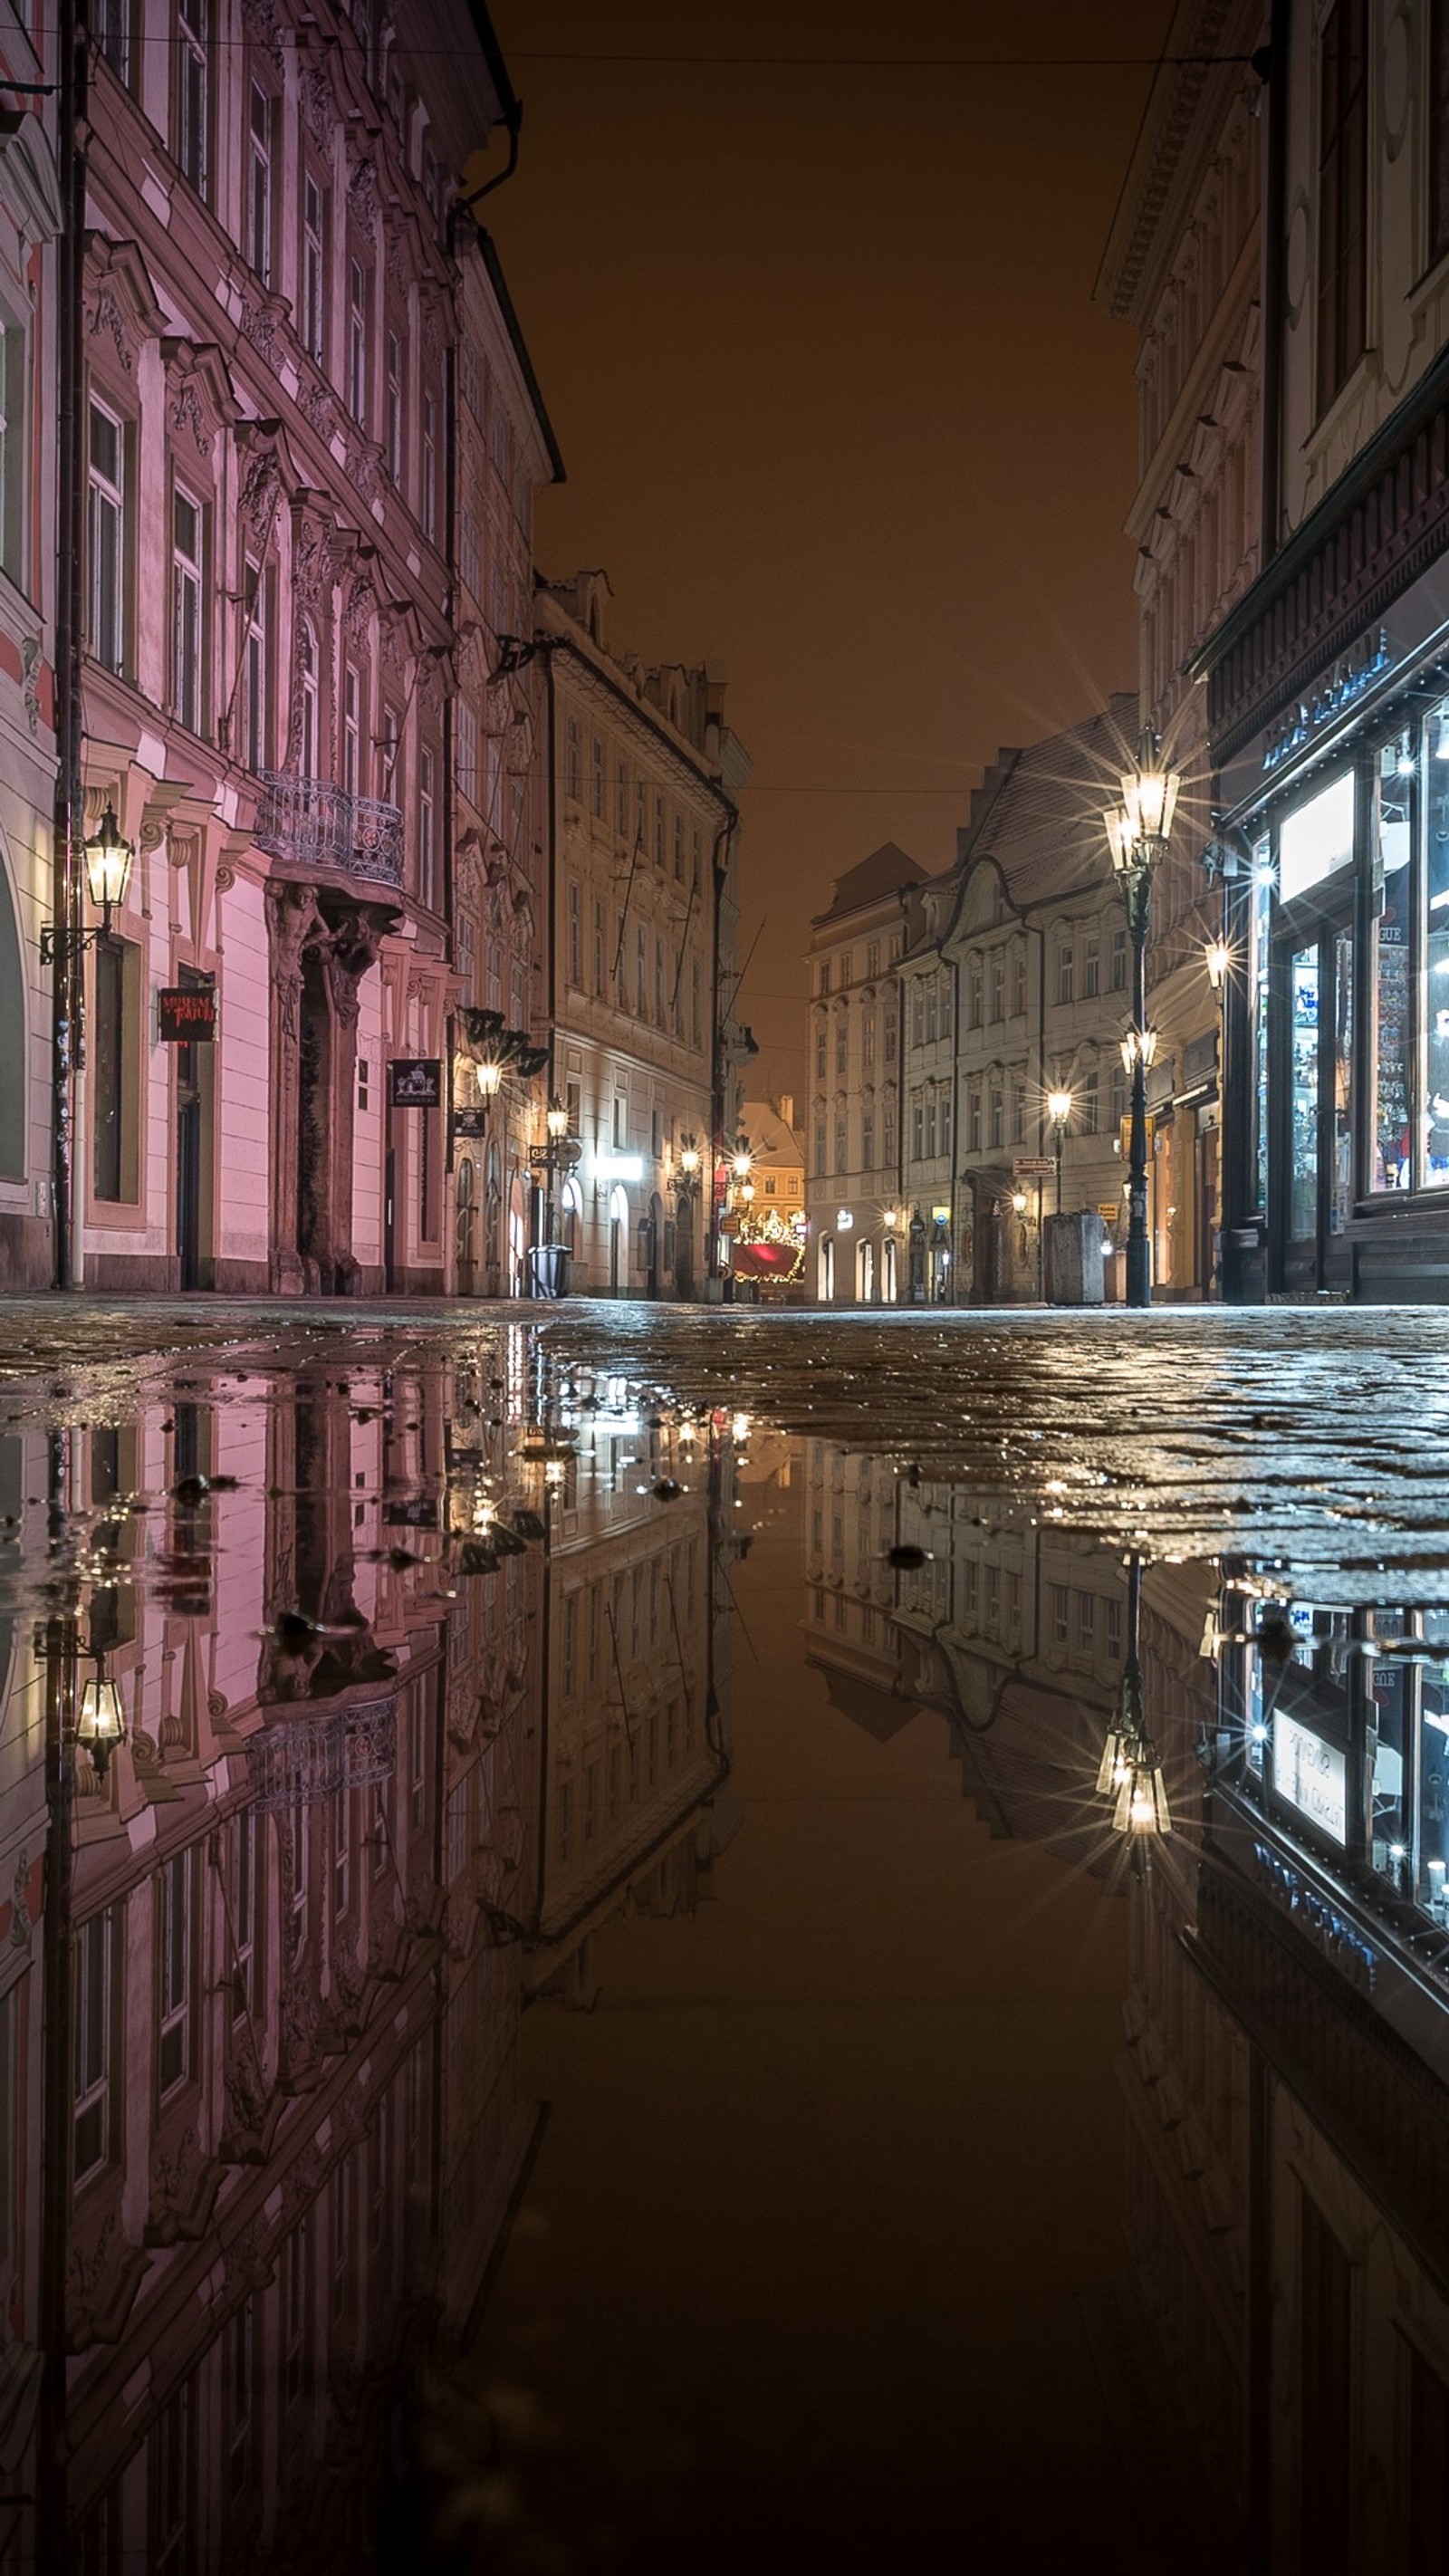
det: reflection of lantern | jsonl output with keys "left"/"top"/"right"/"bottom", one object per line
{"left": 76, "top": 1669, "right": 127, "bottom": 1780}
{"left": 1111, "top": 1744, "right": 1171, "bottom": 1837}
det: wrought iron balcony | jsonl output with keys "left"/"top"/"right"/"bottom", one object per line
{"left": 253, "top": 771, "right": 404, "bottom": 890}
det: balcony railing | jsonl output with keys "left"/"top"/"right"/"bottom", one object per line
{"left": 253, "top": 770, "right": 404, "bottom": 891}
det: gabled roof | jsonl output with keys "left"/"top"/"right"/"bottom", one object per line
{"left": 813, "top": 841, "right": 925, "bottom": 928}
{"left": 953, "top": 693, "right": 1140, "bottom": 919}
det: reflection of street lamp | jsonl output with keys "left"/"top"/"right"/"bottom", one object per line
{"left": 1105, "top": 733, "right": 1181, "bottom": 1309}
{"left": 1095, "top": 1554, "right": 1171, "bottom": 1839}
{"left": 1047, "top": 1088, "right": 1072, "bottom": 1216}
{"left": 75, "top": 1661, "right": 127, "bottom": 1782}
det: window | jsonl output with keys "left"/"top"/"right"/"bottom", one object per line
{"left": 247, "top": 83, "right": 273, "bottom": 282}
{"left": 990, "top": 1087, "right": 1003, "bottom": 1149}
{"left": 93, "top": 937, "right": 132, "bottom": 1201}
{"left": 1082, "top": 937, "right": 1100, "bottom": 998}
{"left": 818, "top": 960, "right": 830, "bottom": 995}
{"left": 673, "top": 813, "right": 685, "bottom": 880}
{"left": 176, "top": 0, "right": 208, "bottom": 193}
{"left": 593, "top": 896, "right": 605, "bottom": 995}
{"left": 812, "top": 1122, "right": 826, "bottom": 1177}
{"left": 591, "top": 735, "right": 605, "bottom": 819}
{"left": 835, "top": 1021, "right": 849, "bottom": 1077}
{"left": 241, "top": 558, "right": 268, "bottom": 769}
{"left": 861, "top": 1009, "right": 876, "bottom": 1072}
{"left": 386, "top": 330, "right": 404, "bottom": 484}
{"left": 866, "top": 940, "right": 879, "bottom": 978}
{"left": 420, "top": 389, "right": 437, "bottom": 539}
{"left": 967, "top": 966, "right": 983, "bottom": 1030}
{"left": 990, "top": 956, "right": 1005, "bottom": 1022}
{"left": 691, "top": 956, "right": 701, "bottom": 1047}
{"left": 834, "top": 1114, "right": 847, "bottom": 1173}
{"left": 171, "top": 487, "right": 205, "bottom": 733}
{"left": 911, "top": 1101, "right": 924, "bottom": 1160}
{"left": 347, "top": 259, "right": 369, "bottom": 425}
{"left": 1083, "top": 1069, "right": 1099, "bottom": 1134}
{"left": 231, "top": 1811, "right": 258, "bottom": 2023}
{"left": 565, "top": 716, "right": 581, "bottom": 803}
{"left": 74, "top": 1908, "right": 114, "bottom": 2179}
{"left": 97, "top": 0, "right": 130, "bottom": 78}
{"left": 1111, "top": 926, "right": 1128, "bottom": 991}
{"left": 1051, "top": 1584, "right": 1070, "bottom": 1646}
{"left": 88, "top": 402, "right": 126, "bottom": 673}
{"left": 297, "top": 620, "right": 319, "bottom": 779}
{"left": 568, "top": 879, "right": 582, "bottom": 985}
{"left": 654, "top": 793, "right": 666, "bottom": 866}
{"left": 941, "top": 1092, "right": 953, "bottom": 1158}
{"left": 1013, "top": 947, "right": 1028, "bottom": 1016}
{"left": 418, "top": 747, "right": 436, "bottom": 908}
{"left": 457, "top": 508, "right": 480, "bottom": 600}
{"left": 341, "top": 664, "right": 360, "bottom": 796}
{"left": 814, "top": 1019, "right": 827, "bottom": 1080}
{"left": 158, "top": 1849, "right": 194, "bottom": 2095}
{"left": 615, "top": 757, "right": 629, "bottom": 833}
{"left": 655, "top": 936, "right": 665, "bottom": 1024}
{"left": 1057, "top": 944, "right": 1075, "bottom": 1005}
{"left": 1316, "top": 0, "right": 1368, "bottom": 414}
{"left": 925, "top": 1097, "right": 936, "bottom": 1158}
{"left": 456, "top": 699, "right": 478, "bottom": 807}
{"left": 861, "top": 1110, "right": 874, "bottom": 1168}
{"left": 1374, "top": 743, "right": 1412, "bottom": 1190}
{"left": 302, "top": 173, "right": 326, "bottom": 363}
{"left": 636, "top": 924, "right": 648, "bottom": 1016}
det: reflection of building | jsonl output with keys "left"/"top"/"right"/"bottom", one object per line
{"left": 537, "top": 573, "right": 751, "bottom": 1301}
{"left": 805, "top": 844, "right": 921, "bottom": 1304}
{"left": 0, "top": 1350, "right": 548, "bottom": 2569}
{"left": 529, "top": 1388, "right": 738, "bottom": 2002}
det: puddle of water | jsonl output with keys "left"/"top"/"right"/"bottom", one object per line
{"left": 1, "top": 1321, "right": 1446, "bottom": 2569}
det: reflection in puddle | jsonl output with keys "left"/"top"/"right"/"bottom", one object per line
{"left": 4, "top": 1339, "right": 1449, "bottom": 2563}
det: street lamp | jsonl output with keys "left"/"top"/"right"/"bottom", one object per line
{"left": 41, "top": 800, "right": 135, "bottom": 965}
{"left": 1046, "top": 1088, "right": 1073, "bottom": 1216}
{"left": 1104, "top": 731, "right": 1181, "bottom": 1309}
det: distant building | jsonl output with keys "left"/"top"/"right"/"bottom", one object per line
{"left": 537, "top": 572, "right": 750, "bottom": 1299}
{"left": 729, "top": 1093, "right": 807, "bottom": 1295}
{"left": 805, "top": 843, "right": 922, "bottom": 1303}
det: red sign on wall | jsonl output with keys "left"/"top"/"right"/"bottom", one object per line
{"left": 158, "top": 985, "right": 216, "bottom": 1042}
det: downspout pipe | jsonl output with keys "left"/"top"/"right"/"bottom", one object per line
{"left": 52, "top": 0, "right": 86, "bottom": 1291}
{"left": 1259, "top": 0, "right": 1289, "bottom": 565}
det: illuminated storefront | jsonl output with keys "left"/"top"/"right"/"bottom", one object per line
{"left": 1203, "top": 344, "right": 1449, "bottom": 1302}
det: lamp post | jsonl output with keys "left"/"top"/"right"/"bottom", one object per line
{"left": 1046, "top": 1088, "right": 1072, "bottom": 1216}
{"left": 1105, "top": 733, "right": 1181, "bottom": 1309}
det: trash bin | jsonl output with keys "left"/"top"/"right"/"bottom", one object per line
{"left": 529, "top": 1244, "right": 569, "bottom": 1299}
{"left": 1044, "top": 1211, "right": 1105, "bottom": 1305}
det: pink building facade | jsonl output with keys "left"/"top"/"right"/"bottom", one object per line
{"left": 63, "top": 0, "right": 552, "bottom": 1296}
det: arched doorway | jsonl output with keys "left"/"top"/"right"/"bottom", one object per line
{"left": 644, "top": 1191, "right": 662, "bottom": 1299}
{"left": 0, "top": 853, "right": 24, "bottom": 1183}
{"left": 818, "top": 1234, "right": 834, "bottom": 1301}
{"left": 675, "top": 1193, "right": 695, "bottom": 1300}
{"left": 856, "top": 1237, "right": 875, "bottom": 1302}
{"left": 508, "top": 1179, "right": 527, "bottom": 1297}
{"left": 456, "top": 1156, "right": 476, "bottom": 1294}
{"left": 485, "top": 1141, "right": 502, "bottom": 1296}
{"left": 609, "top": 1184, "right": 629, "bottom": 1295}
{"left": 882, "top": 1235, "right": 897, "bottom": 1304}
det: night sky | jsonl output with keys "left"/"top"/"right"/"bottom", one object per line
{"left": 487, "top": 2, "right": 1176, "bottom": 1100}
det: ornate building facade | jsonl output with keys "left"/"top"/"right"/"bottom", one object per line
{"left": 804, "top": 843, "right": 919, "bottom": 1305}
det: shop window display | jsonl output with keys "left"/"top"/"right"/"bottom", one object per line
{"left": 1424, "top": 703, "right": 1449, "bottom": 1189}
{"left": 1290, "top": 947, "right": 1319, "bottom": 1240}
{"left": 1373, "top": 739, "right": 1413, "bottom": 1189}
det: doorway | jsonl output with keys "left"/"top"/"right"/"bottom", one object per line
{"left": 609, "top": 1184, "right": 629, "bottom": 1295}
{"left": 856, "top": 1236, "right": 875, "bottom": 1302}
{"left": 818, "top": 1234, "right": 834, "bottom": 1301}
{"left": 1274, "top": 908, "right": 1354, "bottom": 1295}
{"left": 175, "top": 968, "right": 214, "bottom": 1290}
{"left": 456, "top": 1156, "right": 476, "bottom": 1294}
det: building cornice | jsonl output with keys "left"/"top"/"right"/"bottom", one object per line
{"left": 1093, "top": 0, "right": 1257, "bottom": 324}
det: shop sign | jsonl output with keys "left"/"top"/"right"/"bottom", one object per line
{"left": 1262, "top": 628, "right": 1394, "bottom": 773}
{"left": 158, "top": 985, "right": 216, "bottom": 1042}
{"left": 452, "top": 1106, "right": 488, "bottom": 1139}
{"left": 1271, "top": 1709, "right": 1348, "bottom": 1846}
{"left": 389, "top": 1058, "right": 442, "bottom": 1108}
